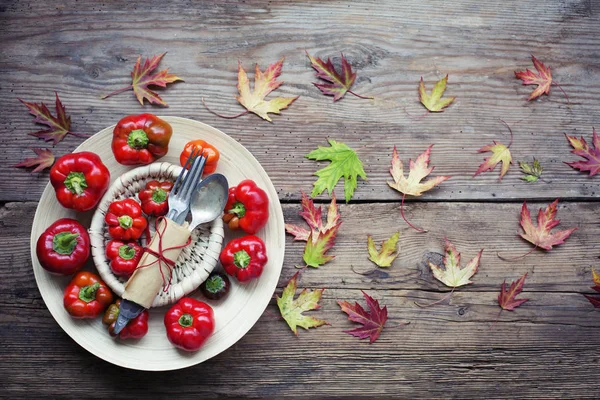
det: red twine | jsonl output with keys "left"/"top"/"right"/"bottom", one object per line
{"left": 135, "top": 216, "right": 192, "bottom": 292}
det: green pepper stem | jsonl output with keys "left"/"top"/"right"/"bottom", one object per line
{"left": 52, "top": 232, "right": 80, "bottom": 255}
{"left": 64, "top": 172, "right": 88, "bottom": 195}
{"left": 178, "top": 313, "right": 193, "bottom": 327}
{"left": 118, "top": 244, "right": 137, "bottom": 260}
{"left": 79, "top": 282, "right": 101, "bottom": 303}
{"left": 233, "top": 249, "right": 251, "bottom": 269}
{"left": 229, "top": 201, "right": 246, "bottom": 218}
{"left": 151, "top": 187, "right": 168, "bottom": 204}
{"left": 118, "top": 215, "right": 133, "bottom": 229}
{"left": 205, "top": 275, "right": 226, "bottom": 293}
{"left": 127, "top": 129, "right": 149, "bottom": 150}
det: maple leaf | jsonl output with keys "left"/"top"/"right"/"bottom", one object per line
{"left": 498, "top": 273, "right": 529, "bottom": 311}
{"left": 474, "top": 120, "right": 514, "bottom": 181}
{"left": 306, "top": 51, "right": 372, "bottom": 101}
{"left": 303, "top": 228, "right": 337, "bottom": 268}
{"left": 514, "top": 55, "right": 568, "bottom": 102}
{"left": 13, "top": 148, "right": 55, "bottom": 173}
{"left": 19, "top": 93, "right": 88, "bottom": 145}
{"left": 519, "top": 158, "right": 543, "bottom": 183}
{"left": 564, "top": 129, "right": 600, "bottom": 176}
{"left": 306, "top": 139, "right": 367, "bottom": 203}
{"left": 418, "top": 74, "right": 455, "bottom": 112}
{"left": 387, "top": 145, "right": 450, "bottom": 232}
{"left": 518, "top": 199, "right": 577, "bottom": 251}
{"left": 101, "top": 53, "right": 182, "bottom": 106}
{"left": 367, "top": 232, "right": 400, "bottom": 268}
{"left": 276, "top": 272, "right": 327, "bottom": 335}
{"left": 285, "top": 191, "right": 340, "bottom": 242}
{"left": 583, "top": 269, "right": 600, "bottom": 308}
{"left": 203, "top": 58, "right": 298, "bottom": 122}
{"left": 338, "top": 291, "right": 391, "bottom": 344}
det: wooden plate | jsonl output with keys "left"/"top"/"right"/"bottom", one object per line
{"left": 30, "top": 117, "right": 285, "bottom": 371}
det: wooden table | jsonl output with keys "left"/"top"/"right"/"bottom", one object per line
{"left": 2, "top": 1, "right": 599, "bottom": 398}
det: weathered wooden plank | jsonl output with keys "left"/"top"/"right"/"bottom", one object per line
{"left": 1, "top": 0, "right": 600, "bottom": 202}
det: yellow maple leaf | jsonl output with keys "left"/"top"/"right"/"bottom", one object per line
{"left": 418, "top": 74, "right": 455, "bottom": 112}
{"left": 429, "top": 239, "right": 483, "bottom": 288}
{"left": 473, "top": 141, "right": 513, "bottom": 180}
{"left": 367, "top": 232, "right": 400, "bottom": 268}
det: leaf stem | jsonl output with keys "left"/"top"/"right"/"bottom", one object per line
{"left": 100, "top": 85, "right": 133, "bottom": 100}
{"left": 347, "top": 90, "right": 374, "bottom": 100}
{"left": 404, "top": 107, "right": 429, "bottom": 120}
{"left": 401, "top": 194, "right": 427, "bottom": 233}
{"left": 202, "top": 97, "right": 249, "bottom": 119}
{"left": 499, "top": 119, "right": 514, "bottom": 148}
{"left": 497, "top": 245, "right": 538, "bottom": 262}
{"left": 414, "top": 287, "right": 455, "bottom": 308}
{"left": 552, "top": 81, "right": 570, "bottom": 104}
{"left": 489, "top": 308, "right": 503, "bottom": 329}
{"left": 69, "top": 132, "right": 92, "bottom": 138}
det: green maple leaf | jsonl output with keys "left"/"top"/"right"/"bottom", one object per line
{"left": 367, "top": 232, "right": 400, "bottom": 268}
{"left": 276, "top": 272, "right": 327, "bottom": 335}
{"left": 306, "top": 139, "right": 367, "bottom": 202}
{"left": 303, "top": 228, "right": 337, "bottom": 268}
{"left": 519, "top": 158, "right": 543, "bottom": 183}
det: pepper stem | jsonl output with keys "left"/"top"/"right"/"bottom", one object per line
{"left": 205, "top": 275, "right": 226, "bottom": 293}
{"left": 52, "top": 232, "right": 80, "bottom": 255}
{"left": 63, "top": 172, "right": 88, "bottom": 195}
{"left": 229, "top": 201, "right": 246, "bottom": 218}
{"left": 127, "top": 129, "right": 149, "bottom": 149}
{"left": 79, "top": 282, "right": 101, "bottom": 303}
{"left": 152, "top": 187, "right": 168, "bottom": 204}
{"left": 118, "top": 244, "right": 137, "bottom": 260}
{"left": 178, "top": 313, "right": 193, "bottom": 327}
{"left": 118, "top": 215, "right": 133, "bottom": 229}
{"left": 233, "top": 250, "right": 251, "bottom": 269}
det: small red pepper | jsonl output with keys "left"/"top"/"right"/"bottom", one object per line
{"left": 103, "top": 300, "right": 149, "bottom": 340}
{"left": 112, "top": 114, "right": 173, "bottom": 165}
{"left": 50, "top": 152, "right": 110, "bottom": 211}
{"left": 179, "top": 139, "right": 220, "bottom": 175}
{"left": 36, "top": 218, "right": 90, "bottom": 275}
{"left": 220, "top": 235, "right": 268, "bottom": 282}
{"left": 138, "top": 180, "right": 173, "bottom": 217}
{"left": 64, "top": 271, "right": 113, "bottom": 319}
{"left": 105, "top": 198, "right": 148, "bottom": 240}
{"left": 105, "top": 240, "right": 143, "bottom": 278}
{"left": 222, "top": 180, "right": 269, "bottom": 234}
{"left": 164, "top": 297, "right": 215, "bottom": 351}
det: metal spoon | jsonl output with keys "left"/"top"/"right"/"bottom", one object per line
{"left": 185, "top": 173, "right": 229, "bottom": 230}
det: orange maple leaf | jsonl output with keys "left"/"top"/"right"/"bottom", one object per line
{"left": 514, "top": 55, "right": 568, "bottom": 102}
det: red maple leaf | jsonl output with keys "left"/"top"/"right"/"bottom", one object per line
{"left": 337, "top": 291, "right": 390, "bottom": 343}
{"left": 306, "top": 51, "right": 372, "bottom": 101}
{"left": 13, "top": 148, "right": 55, "bottom": 173}
{"left": 514, "top": 55, "right": 568, "bottom": 102}
{"left": 583, "top": 269, "right": 600, "bottom": 308}
{"left": 564, "top": 129, "right": 600, "bottom": 176}
{"left": 498, "top": 273, "right": 529, "bottom": 311}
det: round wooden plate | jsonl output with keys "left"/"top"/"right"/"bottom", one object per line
{"left": 30, "top": 117, "right": 285, "bottom": 371}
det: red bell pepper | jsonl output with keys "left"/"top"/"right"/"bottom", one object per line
{"left": 222, "top": 180, "right": 269, "bottom": 234}
{"left": 105, "top": 240, "right": 143, "bottom": 278}
{"left": 164, "top": 297, "right": 215, "bottom": 351}
{"left": 179, "top": 139, "right": 220, "bottom": 175}
{"left": 105, "top": 198, "right": 147, "bottom": 240}
{"left": 138, "top": 180, "right": 173, "bottom": 217}
{"left": 64, "top": 271, "right": 113, "bottom": 319}
{"left": 112, "top": 114, "right": 173, "bottom": 165}
{"left": 36, "top": 218, "right": 90, "bottom": 275}
{"left": 103, "top": 300, "right": 149, "bottom": 339}
{"left": 50, "top": 152, "right": 110, "bottom": 212}
{"left": 220, "top": 235, "right": 268, "bottom": 282}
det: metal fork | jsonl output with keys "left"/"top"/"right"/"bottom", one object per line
{"left": 166, "top": 149, "right": 206, "bottom": 223}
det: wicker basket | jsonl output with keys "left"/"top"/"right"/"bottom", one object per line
{"left": 89, "top": 162, "right": 224, "bottom": 308}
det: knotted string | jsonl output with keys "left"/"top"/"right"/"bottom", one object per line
{"left": 135, "top": 216, "right": 192, "bottom": 292}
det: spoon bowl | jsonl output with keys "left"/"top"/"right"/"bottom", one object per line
{"left": 189, "top": 174, "right": 229, "bottom": 230}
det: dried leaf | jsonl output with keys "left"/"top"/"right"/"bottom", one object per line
{"left": 418, "top": 74, "right": 455, "bottom": 112}
{"left": 306, "top": 139, "right": 367, "bottom": 202}
{"left": 303, "top": 228, "right": 337, "bottom": 268}
{"left": 101, "top": 53, "right": 182, "bottom": 106}
{"left": 498, "top": 273, "right": 529, "bottom": 311}
{"left": 276, "top": 272, "right": 327, "bottom": 335}
{"left": 428, "top": 238, "right": 482, "bottom": 288}
{"left": 13, "top": 148, "right": 55, "bottom": 173}
{"left": 285, "top": 191, "right": 340, "bottom": 242}
{"left": 367, "top": 232, "right": 400, "bottom": 268}
{"left": 19, "top": 93, "right": 86, "bottom": 145}
{"left": 306, "top": 51, "right": 372, "bottom": 101}
{"left": 338, "top": 291, "right": 389, "bottom": 343}
{"left": 519, "top": 158, "right": 543, "bottom": 183}
{"left": 474, "top": 142, "right": 512, "bottom": 181}
{"left": 519, "top": 199, "right": 577, "bottom": 250}
{"left": 387, "top": 145, "right": 450, "bottom": 231}
{"left": 583, "top": 269, "right": 600, "bottom": 308}
{"left": 565, "top": 129, "right": 600, "bottom": 176}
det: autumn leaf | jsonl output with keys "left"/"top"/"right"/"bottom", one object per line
{"left": 13, "top": 148, "right": 55, "bottom": 173}
{"left": 519, "top": 158, "right": 543, "bottom": 183}
{"left": 338, "top": 291, "right": 393, "bottom": 343}
{"left": 306, "top": 139, "right": 367, "bottom": 202}
{"left": 101, "top": 53, "right": 182, "bottom": 106}
{"left": 203, "top": 58, "right": 298, "bottom": 122}
{"left": 416, "top": 238, "right": 482, "bottom": 308}
{"left": 285, "top": 191, "right": 340, "bottom": 242}
{"left": 367, "top": 232, "right": 400, "bottom": 268}
{"left": 582, "top": 269, "right": 600, "bottom": 308}
{"left": 19, "top": 93, "right": 88, "bottom": 145}
{"left": 498, "top": 273, "right": 529, "bottom": 311}
{"left": 564, "top": 129, "right": 600, "bottom": 176}
{"left": 474, "top": 120, "right": 514, "bottom": 181}
{"left": 277, "top": 272, "right": 327, "bottom": 335}
{"left": 418, "top": 74, "right": 455, "bottom": 112}
{"left": 303, "top": 228, "right": 337, "bottom": 268}
{"left": 387, "top": 145, "right": 450, "bottom": 232}
{"left": 306, "top": 51, "right": 372, "bottom": 101}
{"left": 514, "top": 55, "right": 568, "bottom": 102}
